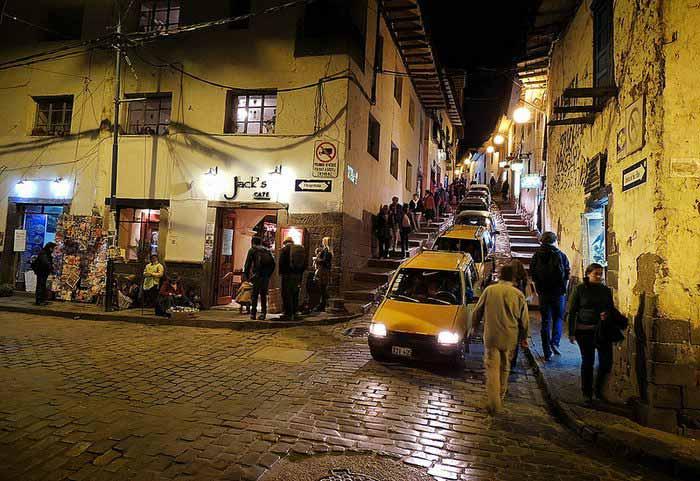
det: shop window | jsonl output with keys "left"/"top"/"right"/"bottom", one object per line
{"left": 593, "top": 0, "right": 614, "bottom": 88}
{"left": 126, "top": 93, "right": 172, "bottom": 135}
{"left": 225, "top": 91, "right": 276, "bottom": 134}
{"left": 394, "top": 76, "right": 403, "bottom": 106}
{"left": 390, "top": 143, "right": 399, "bottom": 180}
{"left": 367, "top": 113, "right": 380, "bottom": 160}
{"left": 16, "top": 205, "right": 65, "bottom": 284}
{"left": 582, "top": 208, "right": 607, "bottom": 268}
{"left": 117, "top": 208, "right": 161, "bottom": 261}
{"left": 229, "top": 0, "right": 251, "bottom": 29}
{"left": 408, "top": 99, "right": 415, "bottom": 128}
{"left": 139, "top": 0, "right": 180, "bottom": 32}
{"left": 32, "top": 96, "right": 73, "bottom": 136}
{"left": 45, "top": 7, "right": 83, "bottom": 40}
{"left": 405, "top": 160, "right": 412, "bottom": 191}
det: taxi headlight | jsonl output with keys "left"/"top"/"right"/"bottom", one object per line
{"left": 437, "top": 331, "right": 460, "bottom": 345}
{"left": 369, "top": 323, "right": 387, "bottom": 337}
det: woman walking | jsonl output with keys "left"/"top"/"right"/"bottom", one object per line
{"left": 568, "top": 263, "right": 617, "bottom": 404}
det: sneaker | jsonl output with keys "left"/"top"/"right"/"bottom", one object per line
{"left": 551, "top": 344, "right": 561, "bottom": 356}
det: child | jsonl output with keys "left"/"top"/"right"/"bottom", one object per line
{"left": 235, "top": 281, "right": 253, "bottom": 314}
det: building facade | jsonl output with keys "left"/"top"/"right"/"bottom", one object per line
{"left": 0, "top": 0, "right": 462, "bottom": 307}
{"left": 518, "top": 0, "right": 700, "bottom": 432}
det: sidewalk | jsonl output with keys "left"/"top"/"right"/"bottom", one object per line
{"left": 525, "top": 284, "right": 700, "bottom": 477}
{"left": 0, "top": 294, "right": 361, "bottom": 330}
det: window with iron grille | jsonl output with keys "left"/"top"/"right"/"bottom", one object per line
{"left": 139, "top": 0, "right": 180, "bottom": 33}
{"left": 405, "top": 160, "right": 412, "bottom": 191}
{"left": 33, "top": 96, "right": 73, "bottom": 136}
{"left": 126, "top": 93, "right": 172, "bottom": 135}
{"left": 367, "top": 113, "right": 380, "bottom": 160}
{"left": 390, "top": 143, "right": 399, "bottom": 179}
{"left": 593, "top": 0, "right": 614, "bottom": 88}
{"left": 224, "top": 92, "right": 277, "bottom": 134}
{"left": 394, "top": 76, "right": 403, "bottom": 106}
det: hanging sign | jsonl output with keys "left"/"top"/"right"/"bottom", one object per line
{"left": 294, "top": 179, "right": 332, "bottom": 192}
{"left": 520, "top": 174, "right": 541, "bottom": 189}
{"left": 13, "top": 229, "right": 26, "bottom": 252}
{"left": 622, "top": 159, "right": 647, "bottom": 192}
{"left": 313, "top": 141, "right": 339, "bottom": 178}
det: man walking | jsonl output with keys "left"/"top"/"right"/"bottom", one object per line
{"left": 31, "top": 242, "right": 56, "bottom": 306}
{"left": 244, "top": 237, "right": 276, "bottom": 320}
{"left": 279, "top": 236, "right": 306, "bottom": 321}
{"left": 530, "top": 231, "right": 571, "bottom": 361}
{"left": 388, "top": 197, "right": 403, "bottom": 254}
{"left": 472, "top": 264, "right": 529, "bottom": 414}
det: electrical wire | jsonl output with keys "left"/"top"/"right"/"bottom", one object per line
{"left": 0, "top": 35, "right": 113, "bottom": 71}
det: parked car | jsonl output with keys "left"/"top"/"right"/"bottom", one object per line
{"left": 368, "top": 251, "right": 478, "bottom": 367}
{"left": 433, "top": 225, "right": 495, "bottom": 288}
{"left": 458, "top": 197, "right": 489, "bottom": 213}
{"left": 455, "top": 210, "right": 498, "bottom": 239}
{"left": 467, "top": 186, "right": 491, "bottom": 204}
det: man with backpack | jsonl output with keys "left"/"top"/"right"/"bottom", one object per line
{"left": 244, "top": 237, "right": 276, "bottom": 320}
{"left": 530, "top": 231, "right": 571, "bottom": 361}
{"left": 278, "top": 236, "right": 306, "bottom": 321}
{"left": 31, "top": 242, "right": 56, "bottom": 306}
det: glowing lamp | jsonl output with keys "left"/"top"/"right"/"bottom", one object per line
{"left": 493, "top": 134, "right": 505, "bottom": 145}
{"left": 15, "top": 180, "right": 35, "bottom": 198}
{"left": 513, "top": 106, "right": 532, "bottom": 124}
{"left": 51, "top": 178, "right": 71, "bottom": 198}
{"left": 486, "top": 146, "right": 495, "bottom": 154}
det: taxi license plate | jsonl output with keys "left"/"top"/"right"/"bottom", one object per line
{"left": 392, "top": 346, "right": 412, "bottom": 357}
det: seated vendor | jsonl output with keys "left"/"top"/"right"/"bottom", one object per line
{"left": 155, "top": 275, "right": 192, "bottom": 317}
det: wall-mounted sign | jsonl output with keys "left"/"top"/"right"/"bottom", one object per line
{"left": 670, "top": 157, "right": 700, "bottom": 178}
{"left": 294, "top": 179, "right": 332, "bottom": 192}
{"left": 13, "top": 229, "right": 26, "bottom": 252}
{"left": 622, "top": 159, "right": 647, "bottom": 192}
{"left": 520, "top": 174, "right": 542, "bottom": 189}
{"left": 617, "top": 96, "right": 645, "bottom": 160}
{"left": 313, "top": 141, "right": 339, "bottom": 178}
{"left": 224, "top": 176, "right": 270, "bottom": 201}
{"left": 222, "top": 228, "right": 233, "bottom": 256}
{"left": 347, "top": 164, "right": 359, "bottom": 185}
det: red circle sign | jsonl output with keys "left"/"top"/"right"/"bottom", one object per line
{"left": 315, "top": 142, "right": 337, "bottom": 163}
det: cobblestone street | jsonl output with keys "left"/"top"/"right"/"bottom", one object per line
{"left": 0, "top": 312, "right": 674, "bottom": 481}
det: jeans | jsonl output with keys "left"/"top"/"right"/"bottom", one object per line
{"left": 539, "top": 293, "right": 565, "bottom": 358}
{"left": 484, "top": 347, "right": 513, "bottom": 413}
{"left": 35, "top": 274, "right": 49, "bottom": 305}
{"left": 250, "top": 276, "right": 270, "bottom": 316}
{"left": 576, "top": 331, "right": 613, "bottom": 398}
{"left": 378, "top": 237, "right": 391, "bottom": 258}
{"left": 281, "top": 273, "right": 302, "bottom": 319}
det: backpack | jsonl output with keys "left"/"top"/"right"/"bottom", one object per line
{"left": 533, "top": 248, "right": 565, "bottom": 291}
{"left": 289, "top": 244, "right": 306, "bottom": 273}
{"left": 254, "top": 248, "right": 276, "bottom": 277}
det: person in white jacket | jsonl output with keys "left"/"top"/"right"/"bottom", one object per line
{"left": 471, "top": 264, "right": 530, "bottom": 414}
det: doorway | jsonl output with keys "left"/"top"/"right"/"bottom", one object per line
{"left": 15, "top": 204, "right": 67, "bottom": 288}
{"left": 581, "top": 206, "right": 607, "bottom": 269}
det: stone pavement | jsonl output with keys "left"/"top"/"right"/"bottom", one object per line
{"left": 0, "top": 294, "right": 360, "bottom": 330}
{"left": 0, "top": 311, "right": 678, "bottom": 481}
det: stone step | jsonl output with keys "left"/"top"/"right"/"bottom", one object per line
{"left": 507, "top": 226, "right": 533, "bottom": 233}
{"left": 367, "top": 257, "right": 403, "bottom": 269}
{"left": 509, "top": 243, "right": 540, "bottom": 252}
{"left": 353, "top": 267, "right": 395, "bottom": 284}
{"left": 511, "top": 251, "right": 534, "bottom": 262}
{"left": 508, "top": 235, "right": 539, "bottom": 243}
{"left": 344, "top": 288, "right": 378, "bottom": 302}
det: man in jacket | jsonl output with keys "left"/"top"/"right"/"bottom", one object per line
{"left": 388, "top": 197, "right": 403, "bottom": 254}
{"left": 530, "top": 231, "right": 571, "bottom": 361}
{"left": 32, "top": 242, "right": 56, "bottom": 306}
{"left": 279, "top": 237, "right": 306, "bottom": 321}
{"left": 244, "top": 237, "right": 276, "bottom": 320}
{"left": 472, "top": 264, "right": 529, "bottom": 414}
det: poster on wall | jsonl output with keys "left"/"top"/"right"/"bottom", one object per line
{"left": 13, "top": 229, "right": 26, "bottom": 252}
{"left": 312, "top": 140, "right": 339, "bottom": 178}
{"left": 222, "top": 229, "right": 233, "bottom": 256}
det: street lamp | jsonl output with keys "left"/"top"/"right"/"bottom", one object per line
{"left": 486, "top": 145, "right": 495, "bottom": 154}
{"left": 513, "top": 106, "right": 532, "bottom": 124}
{"left": 493, "top": 134, "right": 505, "bottom": 145}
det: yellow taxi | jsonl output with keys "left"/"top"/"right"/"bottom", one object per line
{"left": 368, "top": 251, "right": 478, "bottom": 367}
{"left": 433, "top": 225, "right": 495, "bottom": 290}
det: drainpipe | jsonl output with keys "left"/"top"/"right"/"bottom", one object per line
{"left": 370, "top": 0, "right": 381, "bottom": 105}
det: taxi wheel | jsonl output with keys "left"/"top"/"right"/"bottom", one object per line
{"left": 369, "top": 345, "right": 389, "bottom": 362}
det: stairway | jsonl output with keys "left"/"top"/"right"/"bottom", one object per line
{"left": 343, "top": 215, "right": 454, "bottom": 311}
{"left": 499, "top": 205, "right": 540, "bottom": 308}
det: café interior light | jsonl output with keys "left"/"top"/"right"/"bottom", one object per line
{"left": 513, "top": 106, "right": 532, "bottom": 124}
{"left": 493, "top": 134, "right": 505, "bottom": 145}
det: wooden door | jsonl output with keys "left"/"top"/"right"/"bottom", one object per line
{"left": 214, "top": 209, "right": 236, "bottom": 305}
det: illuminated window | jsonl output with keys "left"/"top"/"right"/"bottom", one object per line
{"left": 139, "top": 0, "right": 180, "bottom": 32}
{"left": 33, "top": 96, "right": 73, "bottom": 136}
{"left": 225, "top": 92, "right": 277, "bottom": 134}
{"left": 117, "top": 208, "right": 161, "bottom": 261}
{"left": 126, "top": 93, "right": 171, "bottom": 135}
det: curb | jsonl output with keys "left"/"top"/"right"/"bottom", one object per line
{"left": 0, "top": 304, "right": 362, "bottom": 331}
{"left": 523, "top": 346, "right": 700, "bottom": 479}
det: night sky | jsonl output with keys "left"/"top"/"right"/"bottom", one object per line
{"left": 420, "top": 1, "right": 538, "bottom": 148}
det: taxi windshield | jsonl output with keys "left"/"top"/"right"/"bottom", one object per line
{"left": 455, "top": 215, "right": 487, "bottom": 227}
{"left": 388, "top": 268, "right": 462, "bottom": 305}
{"left": 434, "top": 238, "right": 483, "bottom": 263}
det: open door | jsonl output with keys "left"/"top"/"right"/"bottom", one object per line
{"left": 214, "top": 209, "right": 236, "bottom": 305}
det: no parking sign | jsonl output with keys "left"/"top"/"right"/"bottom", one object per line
{"left": 312, "top": 140, "right": 339, "bottom": 178}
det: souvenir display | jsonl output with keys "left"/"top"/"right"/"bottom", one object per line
{"left": 51, "top": 215, "right": 108, "bottom": 303}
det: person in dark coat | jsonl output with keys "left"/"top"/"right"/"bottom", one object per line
{"left": 388, "top": 197, "right": 403, "bottom": 254}
{"left": 314, "top": 237, "right": 333, "bottom": 312}
{"left": 530, "top": 231, "right": 571, "bottom": 361}
{"left": 32, "top": 242, "right": 56, "bottom": 306}
{"left": 501, "top": 179, "right": 510, "bottom": 201}
{"left": 244, "top": 236, "right": 276, "bottom": 320}
{"left": 568, "top": 263, "right": 616, "bottom": 404}
{"left": 279, "top": 236, "right": 306, "bottom": 321}
{"left": 375, "top": 205, "right": 392, "bottom": 259}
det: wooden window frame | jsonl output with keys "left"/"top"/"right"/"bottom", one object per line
{"left": 139, "top": 0, "right": 181, "bottom": 33}
{"left": 593, "top": 0, "right": 614, "bottom": 89}
{"left": 405, "top": 160, "right": 413, "bottom": 191}
{"left": 224, "top": 91, "right": 277, "bottom": 135}
{"left": 32, "top": 96, "right": 73, "bottom": 136}
{"left": 390, "top": 143, "right": 399, "bottom": 179}
{"left": 125, "top": 93, "right": 172, "bottom": 135}
{"left": 394, "top": 76, "right": 403, "bottom": 106}
{"left": 367, "top": 113, "right": 380, "bottom": 160}
{"left": 408, "top": 98, "right": 415, "bottom": 128}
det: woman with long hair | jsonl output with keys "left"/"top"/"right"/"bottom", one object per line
{"left": 568, "top": 263, "right": 615, "bottom": 404}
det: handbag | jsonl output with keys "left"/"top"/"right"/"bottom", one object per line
{"left": 596, "top": 308, "right": 627, "bottom": 345}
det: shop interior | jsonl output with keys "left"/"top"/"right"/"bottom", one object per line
{"left": 15, "top": 204, "right": 67, "bottom": 289}
{"left": 582, "top": 206, "right": 607, "bottom": 269}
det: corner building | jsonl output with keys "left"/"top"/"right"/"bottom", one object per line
{"left": 0, "top": 1, "right": 462, "bottom": 306}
